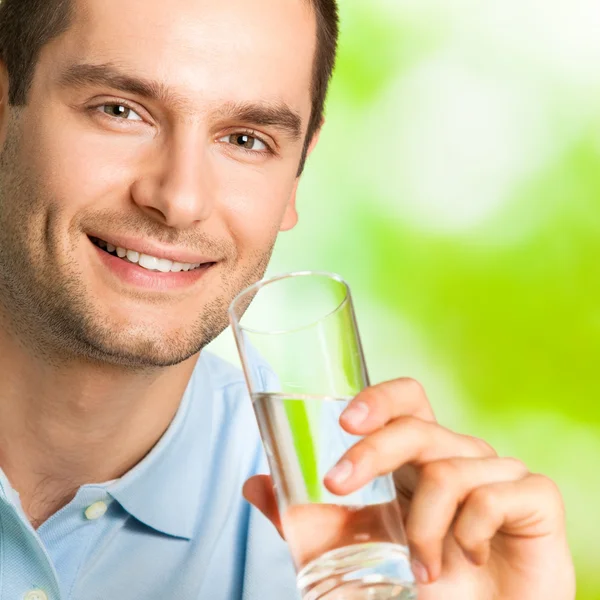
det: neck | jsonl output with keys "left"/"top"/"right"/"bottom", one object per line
{"left": 0, "top": 320, "right": 198, "bottom": 528}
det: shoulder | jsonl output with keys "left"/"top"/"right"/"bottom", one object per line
{"left": 199, "top": 350, "right": 246, "bottom": 390}
{"left": 191, "top": 351, "right": 266, "bottom": 471}
{"left": 199, "top": 349, "right": 276, "bottom": 392}
{"left": 192, "top": 350, "right": 251, "bottom": 420}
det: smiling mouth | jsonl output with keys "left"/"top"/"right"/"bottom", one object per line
{"left": 89, "top": 236, "right": 214, "bottom": 273}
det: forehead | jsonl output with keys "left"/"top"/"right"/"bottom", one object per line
{"left": 42, "top": 0, "right": 316, "bottom": 116}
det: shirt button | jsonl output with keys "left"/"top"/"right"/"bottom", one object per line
{"left": 24, "top": 591, "right": 48, "bottom": 600}
{"left": 84, "top": 501, "right": 108, "bottom": 520}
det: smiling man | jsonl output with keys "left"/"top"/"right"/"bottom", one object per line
{"left": 0, "top": 0, "right": 576, "bottom": 599}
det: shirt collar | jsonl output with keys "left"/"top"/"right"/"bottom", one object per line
{"left": 107, "top": 355, "right": 214, "bottom": 540}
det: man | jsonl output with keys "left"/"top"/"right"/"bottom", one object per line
{"left": 0, "top": 0, "right": 575, "bottom": 598}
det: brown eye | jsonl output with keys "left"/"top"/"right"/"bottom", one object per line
{"left": 231, "top": 134, "right": 254, "bottom": 149}
{"left": 223, "top": 133, "right": 267, "bottom": 152}
{"left": 100, "top": 104, "right": 142, "bottom": 121}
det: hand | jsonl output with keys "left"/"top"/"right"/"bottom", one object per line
{"left": 244, "top": 379, "right": 576, "bottom": 600}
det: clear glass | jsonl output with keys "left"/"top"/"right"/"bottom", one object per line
{"left": 229, "top": 271, "right": 417, "bottom": 600}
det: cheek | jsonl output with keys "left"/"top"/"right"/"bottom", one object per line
{"left": 23, "top": 106, "right": 142, "bottom": 216}
{"left": 212, "top": 160, "right": 295, "bottom": 252}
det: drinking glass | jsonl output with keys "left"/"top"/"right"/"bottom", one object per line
{"left": 229, "top": 271, "right": 417, "bottom": 600}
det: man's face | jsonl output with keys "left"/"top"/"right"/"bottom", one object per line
{"left": 0, "top": 0, "right": 317, "bottom": 367}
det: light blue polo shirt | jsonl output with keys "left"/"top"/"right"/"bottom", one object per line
{"left": 0, "top": 352, "right": 299, "bottom": 599}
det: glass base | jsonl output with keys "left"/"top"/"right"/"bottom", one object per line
{"left": 297, "top": 543, "right": 417, "bottom": 600}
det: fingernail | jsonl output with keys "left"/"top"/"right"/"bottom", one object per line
{"left": 325, "top": 459, "right": 354, "bottom": 484}
{"left": 411, "top": 559, "right": 430, "bottom": 585}
{"left": 341, "top": 401, "right": 369, "bottom": 427}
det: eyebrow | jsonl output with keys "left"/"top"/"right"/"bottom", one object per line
{"left": 213, "top": 101, "right": 303, "bottom": 141}
{"left": 58, "top": 62, "right": 304, "bottom": 140}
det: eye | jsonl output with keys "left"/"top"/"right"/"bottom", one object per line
{"left": 98, "top": 104, "right": 143, "bottom": 121}
{"left": 219, "top": 132, "right": 268, "bottom": 152}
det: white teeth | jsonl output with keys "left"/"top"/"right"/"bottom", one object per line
{"left": 138, "top": 254, "right": 160, "bottom": 271}
{"left": 138, "top": 255, "right": 179, "bottom": 273}
{"left": 126, "top": 250, "right": 140, "bottom": 263}
{"left": 156, "top": 258, "right": 173, "bottom": 273}
{"left": 95, "top": 238, "right": 204, "bottom": 273}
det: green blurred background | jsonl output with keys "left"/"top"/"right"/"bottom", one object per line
{"left": 210, "top": 0, "right": 600, "bottom": 596}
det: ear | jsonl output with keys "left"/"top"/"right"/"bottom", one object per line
{"left": 280, "top": 123, "right": 324, "bottom": 232}
{"left": 279, "top": 178, "right": 300, "bottom": 232}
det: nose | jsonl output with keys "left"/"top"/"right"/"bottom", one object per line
{"left": 131, "top": 132, "right": 214, "bottom": 229}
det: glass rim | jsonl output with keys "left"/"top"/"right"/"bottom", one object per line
{"left": 228, "top": 270, "right": 351, "bottom": 336}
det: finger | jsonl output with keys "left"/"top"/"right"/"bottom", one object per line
{"left": 405, "top": 457, "right": 529, "bottom": 583}
{"left": 453, "top": 473, "right": 566, "bottom": 566}
{"left": 340, "top": 378, "right": 436, "bottom": 436}
{"left": 325, "top": 416, "right": 497, "bottom": 495}
{"left": 243, "top": 475, "right": 284, "bottom": 538}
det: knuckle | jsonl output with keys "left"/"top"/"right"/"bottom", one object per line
{"left": 395, "top": 415, "right": 427, "bottom": 442}
{"left": 406, "top": 527, "right": 443, "bottom": 555}
{"left": 531, "top": 473, "right": 560, "bottom": 493}
{"left": 466, "top": 435, "right": 497, "bottom": 457}
{"left": 529, "top": 473, "right": 566, "bottom": 513}
{"left": 422, "top": 460, "right": 459, "bottom": 488}
{"left": 399, "top": 377, "right": 426, "bottom": 398}
{"left": 452, "top": 523, "right": 478, "bottom": 551}
{"left": 468, "top": 486, "right": 498, "bottom": 515}
{"left": 397, "top": 414, "right": 420, "bottom": 428}
{"left": 387, "top": 414, "right": 419, "bottom": 435}
{"left": 501, "top": 456, "right": 529, "bottom": 476}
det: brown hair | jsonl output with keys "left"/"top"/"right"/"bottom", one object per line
{"left": 0, "top": 0, "right": 339, "bottom": 173}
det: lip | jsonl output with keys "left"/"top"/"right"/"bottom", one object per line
{"left": 89, "top": 238, "right": 215, "bottom": 292}
{"left": 87, "top": 233, "right": 219, "bottom": 265}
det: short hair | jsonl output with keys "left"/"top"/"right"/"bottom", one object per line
{"left": 0, "top": 0, "right": 339, "bottom": 173}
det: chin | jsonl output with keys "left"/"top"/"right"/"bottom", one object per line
{"left": 81, "top": 334, "right": 203, "bottom": 369}
{"left": 69, "top": 307, "right": 228, "bottom": 369}
{"left": 58, "top": 314, "right": 200, "bottom": 368}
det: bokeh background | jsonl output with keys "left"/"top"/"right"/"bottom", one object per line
{"left": 209, "top": 0, "right": 600, "bottom": 596}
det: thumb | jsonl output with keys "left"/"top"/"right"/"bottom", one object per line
{"left": 243, "top": 474, "right": 284, "bottom": 539}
